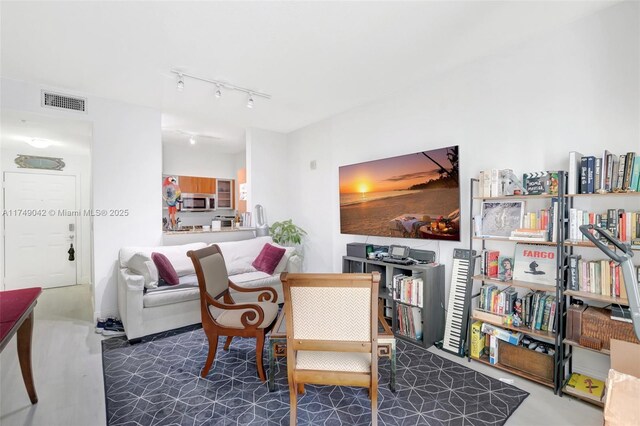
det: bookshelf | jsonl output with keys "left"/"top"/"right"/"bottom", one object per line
{"left": 470, "top": 154, "right": 640, "bottom": 406}
{"left": 468, "top": 173, "right": 567, "bottom": 395}
{"left": 558, "top": 189, "right": 640, "bottom": 407}
{"left": 342, "top": 255, "right": 445, "bottom": 349}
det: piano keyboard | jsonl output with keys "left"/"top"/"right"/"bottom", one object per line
{"left": 442, "top": 249, "right": 476, "bottom": 356}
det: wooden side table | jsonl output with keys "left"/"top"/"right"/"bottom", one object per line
{"left": 268, "top": 304, "right": 397, "bottom": 392}
{"left": 0, "top": 287, "right": 42, "bottom": 404}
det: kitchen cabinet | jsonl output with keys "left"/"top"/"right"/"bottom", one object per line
{"left": 216, "top": 179, "right": 234, "bottom": 209}
{"left": 177, "top": 176, "right": 216, "bottom": 194}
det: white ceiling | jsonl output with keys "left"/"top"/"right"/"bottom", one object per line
{"left": 1, "top": 110, "right": 92, "bottom": 155}
{"left": 0, "top": 1, "right": 616, "bottom": 152}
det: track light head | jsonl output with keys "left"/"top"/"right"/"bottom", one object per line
{"left": 189, "top": 136, "right": 196, "bottom": 145}
{"left": 215, "top": 85, "right": 222, "bottom": 98}
{"left": 247, "top": 93, "right": 254, "bottom": 109}
{"left": 177, "top": 74, "right": 185, "bottom": 91}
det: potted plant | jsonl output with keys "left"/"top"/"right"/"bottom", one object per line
{"left": 269, "top": 219, "right": 307, "bottom": 246}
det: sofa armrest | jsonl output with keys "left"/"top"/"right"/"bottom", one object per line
{"left": 118, "top": 268, "right": 145, "bottom": 339}
{"left": 286, "top": 254, "right": 303, "bottom": 273}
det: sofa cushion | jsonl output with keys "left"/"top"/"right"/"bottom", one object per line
{"left": 213, "top": 302, "right": 278, "bottom": 329}
{"left": 127, "top": 253, "right": 160, "bottom": 289}
{"left": 272, "top": 245, "right": 295, "bottom": 275}
{"left": 145, "top": 274, "right": 199, "bottom": 293}
{"left": 120, "top": 243, "right": 207, "bottom": 277}
{"left": 152, "top": 252, "right": 179, "bottom": 285}
{"left": 252, "top": 243, "right": 286, "bottom": 275}
{"left": 143, "top": 285, "right": 200, "bottom": 308}
{"left": 215, "top": 236, "right": 274, "bottom": 275}
{"left": 231, "top": 271, "right": 273, "bottom": 286}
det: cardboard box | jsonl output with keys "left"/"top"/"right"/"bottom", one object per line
{"left": 610, "top": 339, "right": 640, "bottom": 378}
{"left": 604, "top": 339, "right": 640, "bottom": 425}
{"left": 481, "top": 323, "right": 523, "bottom": 345}
{"left": 470, "top": 321, "right": 484, "bottom": 359}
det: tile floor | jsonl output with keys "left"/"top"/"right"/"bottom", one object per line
{"left": 0, "top": 285, "right": 603, "bottom": 426}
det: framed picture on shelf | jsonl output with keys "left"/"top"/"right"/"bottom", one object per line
{"left": 512, "top": 243, "right": 556, "bottom": 286}
{"left": 480, "top": 201, "right": 525, "bottom": 238}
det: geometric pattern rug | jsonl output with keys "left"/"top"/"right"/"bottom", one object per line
{"left": 102, "top": 326, "right": 528, "bottom": 425}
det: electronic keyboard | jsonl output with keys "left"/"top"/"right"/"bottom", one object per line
{"left": 442, "top": 248, "right": 476, "bottom": 356}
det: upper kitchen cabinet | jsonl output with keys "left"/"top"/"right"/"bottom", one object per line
{"left": 177, "top": 176, "right": 216, "bottom": 194}
{"left": 216, "top": 179, "right": 234, "bottom": 209}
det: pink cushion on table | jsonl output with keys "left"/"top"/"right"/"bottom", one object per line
{"left": 252, "top": 243, "right": 287, "bottom": 275}
{"left": 0, "top": 287, "right": 42, "bottom": 344}
{"left": 151, "top": 252, "right": 179, "bottom": 285}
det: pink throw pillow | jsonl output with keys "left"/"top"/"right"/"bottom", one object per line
{"left": 151, "top": 252, "right": 179, "bottom": 285}
{"left": 252, "top": 243, "right": 286, "bottom": 275}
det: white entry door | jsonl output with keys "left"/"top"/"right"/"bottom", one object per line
{"left": 4, "top": 172, "right": 77, "bottom": 290}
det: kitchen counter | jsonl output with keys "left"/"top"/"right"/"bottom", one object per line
{"left": 163, "top": 227, "right": 256, "bottom": 235}
{"left": 162, "top": 227, "right": 258, "bottom": 245}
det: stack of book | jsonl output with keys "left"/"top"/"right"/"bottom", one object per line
{"left": 391, "top": 274, "right": 424, "bottom": 307}
{"left": 479, "top": 286, "right": 518, "bottom": 316}
{"left": 522, "top": 291, "right": 557, "bottom": 333}
{"left": 568, "top": 208, "right": 640, "bottom": 248}
{"left": 396, "top": 304, "right": 423, "bottom": 340}
{"left": 568, "top": 150, "right": 640, "bottom": 194}
{"left": 509, "top": 228, "right": 549, "bottom": 242}
{"left": 479, "top": 251, "right": 514, "bottom": 281}
{"left": 477, "top": 169, "right": 561, "bottom": 197}
{"left": 567, "top": 255, "right": 639, "bottom": 299}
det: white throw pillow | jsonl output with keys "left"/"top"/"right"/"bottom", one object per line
{"left": 272, "top": 244, "right": 295, "bottom": 275}
{"left": 127, "top": 252, "right": 160, "bottom": 289}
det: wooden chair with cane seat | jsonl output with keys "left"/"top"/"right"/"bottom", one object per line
{"left": 187, "top": 244, "right": 279, "bottom": 382}
{"left": 281, "top": 272, "right": 380, "bottom": 426}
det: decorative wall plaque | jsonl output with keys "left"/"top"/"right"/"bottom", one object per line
{"left": 15, "top": 155, "right": 66, "bottom": 171}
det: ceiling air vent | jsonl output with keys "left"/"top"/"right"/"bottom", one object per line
{"left": 41, "top": 90, "right": 87, "bottom": 113}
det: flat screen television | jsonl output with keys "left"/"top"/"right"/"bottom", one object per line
{"left": 339, "top": 145, "right": 460, "bottom": 241}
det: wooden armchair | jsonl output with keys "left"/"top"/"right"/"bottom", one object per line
{"left": 281, "top": 272, "right": 380, "bottom": 426}
{"left": 187, "top": 244, "right": 279, "bottom": 382}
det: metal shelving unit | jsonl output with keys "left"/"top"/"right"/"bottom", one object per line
{"left": 467, "top": 172, "right": 568, "bottom": 394}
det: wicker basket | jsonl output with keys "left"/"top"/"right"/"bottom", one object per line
{"left": 581, "top": 307, "right": 640, "bottom": 350}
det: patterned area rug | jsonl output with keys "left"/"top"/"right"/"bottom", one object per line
{"left": 102, "top": 326, "right": 528, "bottom": 425}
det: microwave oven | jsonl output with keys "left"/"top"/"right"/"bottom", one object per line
{"left": 181, "top": 193, "right": 216, "bottom": 211}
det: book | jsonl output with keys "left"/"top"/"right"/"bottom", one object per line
{"left": 623, "top": 152, "right": 635, "bottom": 190}
{"left": 580, "top": 157, "right": 589, "bottom": 194}
{"left": 631, "top": 156, "right": 640, "bottom": 192}
{"left": 600, "top": 150, "right": 612, "bottom": 191}
{"left": 566, "top": 373, "right": 605, "bottom": 401}
{"left": 617, "top": 154, "right": 627, "bottom": 191}
{"left": 498, "top": 255, "right": 514, "bottom": 281}
{"left": 513, "top": 244, "right": 556, "bottom": 286}
{"left": 568, "top": 151, "right": 583, "bottom": 195}
{"left": 541, "top": 295, "right": 553, "bottom": 331}
{"left": 568, "top": 255, "right": 581, "bottom": 291}
{"left": 486, "top": 250, "right": 500, "bottom": 278}
{"left": 587, "top": 157, "right": 595, "bottom": 194}
{"left": 594, "top": 157, "right": 602, "bottom": 192}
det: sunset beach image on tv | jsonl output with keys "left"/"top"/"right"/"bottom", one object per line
{"left": 339, "top": 145, "right": 460, "bottom": 241}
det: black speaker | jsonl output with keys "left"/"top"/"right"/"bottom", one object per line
{"left": 346, "top": 243, "right": 373, "bottom": 259}
{"left": 409, "top": 248, "right": 436, "bottom": 264}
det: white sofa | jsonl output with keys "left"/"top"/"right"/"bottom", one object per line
{"left": 117, "top": 236, "right": 302, "bottom": 340}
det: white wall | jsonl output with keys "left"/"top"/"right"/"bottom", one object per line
{"left": 1, "top": 147, "right": 92, "bottom": 284}
{"left": 246, "top": 128, "right": 290, "bottom": 225}
{"left": 162, "top": 142, "right": 239, "bottom": 179}
{"left": 286, "top": 2, "right": 639, "bottom": 379}
{"left": 1, "top": 77, "right": 162, "bottom": 319}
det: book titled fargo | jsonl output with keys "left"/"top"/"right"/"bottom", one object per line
{"left": 513, "top": 243, "right": 556, "bottom": 286}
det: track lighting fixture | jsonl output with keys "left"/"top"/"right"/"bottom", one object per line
{"left": 189, "top": 136, "right": 196, "bottom": 145}
{"left": 176, "top": 74, "right": 185, "bottom": 91}
{"left": 170, "top": 69, "right": 270, "bottom": 107}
